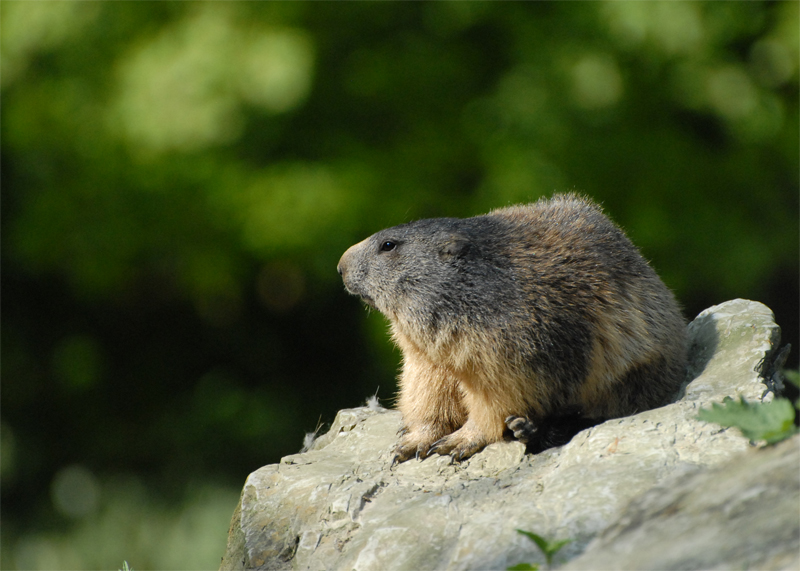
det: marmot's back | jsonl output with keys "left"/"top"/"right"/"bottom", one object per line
{"left": 338, "top": 194, "right": 688, "bottom": 462}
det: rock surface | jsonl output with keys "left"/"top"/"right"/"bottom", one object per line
{"left": 220, "top": 299, "right": 797, "bottom": 571}
{"left": 562, "top": 434, "right": 799, "bottom": 571}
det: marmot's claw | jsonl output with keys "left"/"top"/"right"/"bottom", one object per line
{"left": 391, "top": 445, "right": 413, "bottom": 467}
{"left": 392, "top": 440, "right": 432, "bottom": 466}
{"left": 428, "top": 436, "right": 449, "bottom": 456}
{"left": 429, "top": 435, "right": 483, "bottom": 461}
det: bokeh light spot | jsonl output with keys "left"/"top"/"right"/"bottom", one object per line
{"left": 51, "top": 464, "right": 100, "bottom": 520}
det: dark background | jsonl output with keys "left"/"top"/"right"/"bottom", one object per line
{"left": 2, "top": 2, "right": 798, "bottom": 568}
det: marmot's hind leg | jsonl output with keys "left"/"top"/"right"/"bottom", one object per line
{"left": 505, "top": 415, "right": 538, "bottom": 444}
{"left": 506, "top": 413, "right": 601, "bottom": 453}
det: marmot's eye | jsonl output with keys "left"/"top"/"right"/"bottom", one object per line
{"left": 379, "top": 241, "right": 397, "bottom": 252}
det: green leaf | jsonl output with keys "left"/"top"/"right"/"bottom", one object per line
{"left": 506, "top": 563, "right": 539, "bottom": 571}
{"left": 697, "top": 397, "right": 798, "bottom": 445}
{"left": 516, "top": 530, "right": 572, "bottom": 566}
{"left": 516, "top": 530, "right": 548, "bottom": 553}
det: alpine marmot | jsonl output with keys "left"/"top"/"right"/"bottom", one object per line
{"left": 337, "top": 194, "right": 687, "bottom": 463}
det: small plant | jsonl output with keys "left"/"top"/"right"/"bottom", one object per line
{"left": 508, "top": 529, "right": 572, "bottom": 570}
{"left": 119, "top": 562, "right": 134, "bottom": 571}
{"left": 697, "top": 394, "right": 799, "bottom": 445}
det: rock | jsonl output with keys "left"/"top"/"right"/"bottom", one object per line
{"left": 219, "top": 300, "right": 795, "bottom": 571}
{"left": 561, "top": 434, "right": 799, "bottom": 571}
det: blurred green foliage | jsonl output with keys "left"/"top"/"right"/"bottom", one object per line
{"left": 698, "top": 395, "right": 799, "bottom": 445}
{"left": 1, "top": 2, "right": 797, "bottom": 569}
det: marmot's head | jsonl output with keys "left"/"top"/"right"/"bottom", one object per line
{"left": 337, "top": 218, "right": 475, "bottom": 321}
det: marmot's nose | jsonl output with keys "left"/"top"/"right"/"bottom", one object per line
{"left": 338, "top": 241, "right": 360, "bottom": 279}
{"left": 337, "top": 255, "right": 350, "bottom": 279}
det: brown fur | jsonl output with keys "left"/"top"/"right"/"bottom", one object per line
{"left": 338, "top": 194, "right": 687, "bottom": 462}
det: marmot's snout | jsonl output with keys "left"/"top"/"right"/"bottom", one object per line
{"left": 337, "top": 241, "right": 360, "bottom": 283}
{"left": 337, "top": 239, "right": 376, "bottom": 307}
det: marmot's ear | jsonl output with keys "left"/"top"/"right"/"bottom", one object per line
{"left": 440, "top": 236, "right": 470, "bottom": 259}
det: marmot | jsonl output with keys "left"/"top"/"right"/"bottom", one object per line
{"left": 337, "top": 194, "right": 687, "bottom": 463}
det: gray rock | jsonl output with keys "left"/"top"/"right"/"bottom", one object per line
{"left": 220, "top": 299, "right": 795, "bottom": 571}
{"left": 561, "top": 434, "right": 799, "bottom": 571}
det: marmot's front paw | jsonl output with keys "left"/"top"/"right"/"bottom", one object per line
{"left": 392, "top": 441, "right": 429, "bottom": 466}
{"left": 428, "top": 426, "right": 489, "bottom": 461}
{"left": 391, "top": 427, "right": 441, "bottom": 466}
